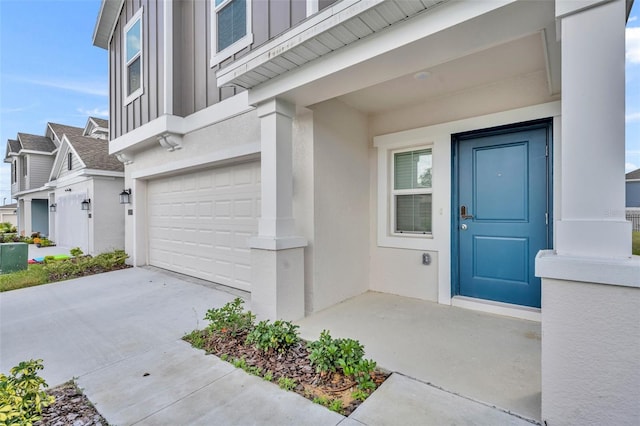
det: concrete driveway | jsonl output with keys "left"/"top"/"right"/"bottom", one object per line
{"left": 0, "top": 267, "right": 537, "bottom": 425}
{"left": 0, "top": 267, "right": 236, "bottom": 386}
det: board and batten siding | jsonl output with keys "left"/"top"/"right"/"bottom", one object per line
{"left": 27, "top": 155, "right": 54, "bottom": 189}
{"left": 110, "top": 0, "right": 324, "bottom": 139}
{"left": 57, "top": 153, "right": 83, "bottom": 180}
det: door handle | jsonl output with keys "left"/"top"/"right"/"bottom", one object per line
{"left": 460, "top": 205, "right": 474, "bottom": 220}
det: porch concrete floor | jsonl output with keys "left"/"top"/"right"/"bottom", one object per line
{"left": 296, "top": 292, "right": 541, "bottom": 422}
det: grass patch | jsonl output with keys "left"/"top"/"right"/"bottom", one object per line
{"left": 633, "top": 231, "right": 640, "bottom": 256}
{"left": 0, "top": 265, "right": 49, "bottom": 292}
{"left": 0, "top": 250, "right": 130, "bottom": 292}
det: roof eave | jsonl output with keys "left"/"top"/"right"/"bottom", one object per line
{"left": 93, "top": 0, "right": 124, "bottom": 49}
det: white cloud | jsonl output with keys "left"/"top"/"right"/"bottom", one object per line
{"left": 626, "top": 162, "right": 639, "bottom": 172}
{"left": 77, "top": 107, "right": 109, "bottom": 118}
{"left": 18, "top": 77, "right": 108, "bottom": 97}
{"left": 627, "top": 27, "right": 640, "bottom": 64}
{"left": 630, "top": 16, "right": 638, "bottom": 23}
{"left": 626, "top": 111, "right": 640, "bottom": 122}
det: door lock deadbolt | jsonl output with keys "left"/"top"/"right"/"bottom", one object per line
{"left": 422, "top": 253, "right": 431, "bottom": 265}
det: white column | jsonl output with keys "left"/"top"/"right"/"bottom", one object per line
{"left": 23, "top": 199, "right": 32, "bottom": 236}
{"left": 554, "top": 0, "right": 630, "bottom": 258}
{"left": 249, "top": 98, "right": 306, "bottom": 321}
{"left": 537, "top": 2, "right": 640, "bottom": 424}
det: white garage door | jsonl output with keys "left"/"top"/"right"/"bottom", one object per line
{"left": 147, "top": 161, "right": 260, "bottom": 291}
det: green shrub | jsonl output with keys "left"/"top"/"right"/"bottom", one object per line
{"left": 69, "top": 247, "right": 83, "bottom": 257}
{"left": 245, "top": 320, "right": 299, "bottom": 353}
{"left": 0, "top": 359, "right": 55, "bottom": 424}
{"left": 38, "top": 238, "right": 53, "bottom": 248}
{"left": 308, "top": 330, "right": 376, "bottom": 392}
{"left": 277, "top": 376, "right": 296, "bottom": 391}
{"left": 204, "top": 298, "right": 255, "bottom": 336}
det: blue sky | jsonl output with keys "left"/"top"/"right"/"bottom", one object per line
{"left": 0, "top": 0, "right": 639, "bottom": 206}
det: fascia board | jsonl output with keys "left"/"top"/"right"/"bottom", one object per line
{"left": 49, "top": 141, "right": 70, "bottom": 181}
{"left": 62, "top": 135, "right": 88, "bottom": 169}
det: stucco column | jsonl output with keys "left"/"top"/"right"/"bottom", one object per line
{"left": 249, "top": 98, "right": 306, "bottom": 321}
{"left": 536, "top": 2, "right": 640, "bottom": 424}
{"left": 22, "top": 199, "right": 32, "bottom": 236}
{"left": 554, "top": 0, "right": 630, "bottom": 258}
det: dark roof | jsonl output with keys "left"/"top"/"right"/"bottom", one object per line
{"left": 7, "top": 139, "right": 21, "bottom": 153}
{"left": 17, "top": 133, "right": 56, "bottom": 153}
{"left": 49, "top": 123, "right": 84, "bottom": 141}
{"left": 627, "top": 169, "right": 640, "bottom": 180}
{"left": 66, "top": 134, "right": 123, "bottom": 172}
{"left": 90, "top": 117, "right": 108, "bottom": 128}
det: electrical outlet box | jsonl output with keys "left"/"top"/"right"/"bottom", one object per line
{"left": 0, "top": 242, "right": 28, "bottom": 274}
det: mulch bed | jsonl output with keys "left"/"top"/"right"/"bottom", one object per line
{"left": 37, "top": 382, "right": 107, "bottom": 426}
{"left": 186, "top": 330, "right": 389, "bottom": 416}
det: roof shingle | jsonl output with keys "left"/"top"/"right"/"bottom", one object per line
{"left": 17, "top": 133, "right": 56, "bottom": 153}
{"left": 626, "top": 169, "right": 640, "bottom": 180}
{"left": 49, "top": 123, "right": 84, "bottom": 141}
{"left": 66, "top": 134, "right": 123, "bottom": 172}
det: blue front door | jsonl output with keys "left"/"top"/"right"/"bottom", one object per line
{"left": 454, "top": 122, "right": 551, "bottom": 308}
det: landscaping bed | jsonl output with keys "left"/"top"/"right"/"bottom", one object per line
{"left": 36, "top": 381, "right": 107, "bottom": 426}
{"left": 184, "top": 299, "right": 389, "bottom": 416}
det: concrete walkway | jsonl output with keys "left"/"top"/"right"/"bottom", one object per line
{"left": 0, "top": 268, "right": 538, "bottom": 425}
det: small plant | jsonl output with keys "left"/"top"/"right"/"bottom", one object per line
{"left": 308, "top": 330, "right": 340, "bottom": 373}
{"left": 0, "top": 359, "right": 55, "bottom": 424}
{"left": 351, "top": 389, "right": 369, "bottom": 401}
{"left": 232, "top": 357, "right": 248, "bottom": 370}
{"left": 277, "top": 376, "right": 296, "bottom": 391}
{"left": 263, "top": 370, "right": 273, "bottom": 382}
{"left": 220, "top": 354, "right": 229, "bottom": 362}
{"left": 328, "top": 398, "right": 344, "bottom": 414}
{"left": 245, "top": 320, "right": 300, "bottom": 353}
{"left": 204, "top": 298, "right": 255, "bottom": 336}
{"left": 308, "top": 330, "right": 377, "bottom": 392}
{"left": 70, "top": 247, "right": 83, "bottom": 257}
{"left": 183, "top": 330, "right": 207, "bottom": 349}
{"left": 246, "top": 366, "right": 263, "bottom": 377}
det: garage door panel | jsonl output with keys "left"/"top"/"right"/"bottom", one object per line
{"left": 148, "top": 161, "right": 260, "bottom": 291}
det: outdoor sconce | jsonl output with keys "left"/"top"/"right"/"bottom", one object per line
{"left": 119, "top": 189, "right": 132, "bottom": 204}
{"left": 81, "top": 199, "right": 91, "bottom": 211}
{"left": 49, "top": 203, "right": 57, "bottom": 213}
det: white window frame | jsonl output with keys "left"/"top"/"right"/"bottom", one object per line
{"left": 123, "top": 7, "right": 144, "bottom": 105}
{"left": 375, "top": 136, "right": 436, "bottom": 251}
{"left": 210, "top": 0, "right": 253, "bottom": 67}
{"left": 390, "top": 147, "right": 433, "bottom": 237}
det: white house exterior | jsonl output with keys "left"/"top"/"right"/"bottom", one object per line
{"left": 4, "top": 118, "right": 125, "bottom": 255}
{"left": 0, "top": 203, "right": 17, "bottom": 227}
{"left": 94, "top": 0, "right": 639, "bottom": 423}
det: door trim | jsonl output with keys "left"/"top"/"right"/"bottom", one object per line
{"left": 451, "top": 119, "right": 553, "bottom": 303}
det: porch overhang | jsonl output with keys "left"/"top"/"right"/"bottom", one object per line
{"left": 217, "top": 0, "right": 559, "bottom": 109}
{"left": 216, "top": 0, "right": 449, "bottom": 90}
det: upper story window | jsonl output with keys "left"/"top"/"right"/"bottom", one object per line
{"left": 124, "top": 8, "right": 143, "bottom": 104}
{"left": 21, "top": 156, "right": 27, "bottom": 177}
{"left": 67, "top": 152, "right": 73, "bottom": 171}
{"left": 11, "top": 161, "right": 16, "bottom": 184}
{"left": 211, "top": 0, "right": 253, "bottom": 65}
{"left": 392, "top": 148, "right": 432, "bottom": 235}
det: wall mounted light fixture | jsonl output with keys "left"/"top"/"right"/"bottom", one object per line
{"left": 49, "top": 203, "right": 57, "bottom": 213}
{"left": 81, "top": 199, "right": 91, "bottom": 211}
{"left": 119, "top": 189, "right": 132, "bottom": 204}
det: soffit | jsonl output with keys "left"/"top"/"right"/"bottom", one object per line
{"left": 217, "top": 0, "right": 448, "bottom": 89}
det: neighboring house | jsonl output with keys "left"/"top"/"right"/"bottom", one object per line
{"left": 3, "top": 117, "right": 124, "bottom": 254}
{"left": 626, "top": 168, "right": 640, "bottom": 207}
{"left": 0, "top": 203, "right": 17, "bottom": 227}
{"left": 93, "top": 0, "right": 639, "bottom": 423}
{"left": 4, "top": 133, "right": 57, "bottom": 237}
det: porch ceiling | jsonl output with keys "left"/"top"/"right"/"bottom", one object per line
{"left": 337, "top": 32, "right": 548, "bottom": 115}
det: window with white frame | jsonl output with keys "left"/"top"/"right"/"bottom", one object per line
{"left": 124, "top": 8, "right": 143, "bottom": 103}
{"left": 211, "top": 0, "right": 253, "bottom": 65}
{"left": 22, "top": 156, "right": 27, "bottom": 177}
{"left": 392, "top": 148, "right": 432, "bottom": 234}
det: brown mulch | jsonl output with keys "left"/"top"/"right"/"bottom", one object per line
{"left": 37, "top": 382, "right": 107, "bottom": 426}
{"left": 187, "top": 330, "right": 389, "bottom": 416}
